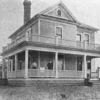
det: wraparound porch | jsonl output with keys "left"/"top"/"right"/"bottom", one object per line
{"left": 3, "top": 50, "right": 95, "bottom": 79}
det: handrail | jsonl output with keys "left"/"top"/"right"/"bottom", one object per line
{"left": 3, "top": 34, "right": 100, "bottom": 52}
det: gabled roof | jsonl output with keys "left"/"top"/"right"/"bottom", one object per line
{"left": 9, "top": 1, "right": 99, "bottom": 38}
{"left": 39, "top": 1, "right": 77, "bottom": 22}
{"left": 39, "top": 1, "right": 99, "bottom": 31}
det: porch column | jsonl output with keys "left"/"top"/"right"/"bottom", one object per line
{"left": 55, "top": 35, "right": 59, "bottom": 78}
{"left": 15, "top": 54, "right": 18, "bottom": 72}
{"left": 55, "top": 52, "right": 58, "bottom": 78}
{"left": 83, "top": 55, "right": 87, "bottom": 78}
{"left": 2, "top": 58, "right": 7, "bottom": 79}
{"left": 38, "top": 51, "right": 40, "bottom": 68}
{"left": 2, "top": 58, "right": 5, "bottom": 79}
{"left": 6, "top": 57, "right": 9, "bottom": 78}
{"left": 25, "top": 50, "right": 29, "bottom": 78}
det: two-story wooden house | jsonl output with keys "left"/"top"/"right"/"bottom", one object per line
{"left": 2, "top": 0, "right": 100, "bottom": 84}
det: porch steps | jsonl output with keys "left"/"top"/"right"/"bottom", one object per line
{"left": 0, "top": 79, "right": 8, "bottom": 85}
{"left": 90, "top": 79, "right": 100, "bottom": 85}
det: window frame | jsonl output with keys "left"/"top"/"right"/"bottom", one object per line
{"left": 84, "top": 34, "right": 89, "bottom": 43}
{"left": 57, "top": 9, "right": 62, "bottom": 16}
{"left": 76, "top": 34, "right": 81, "bottom": 42}
{"left": 26, "top": 28, "right": 32, "bottom": 40}
{"left": 77, "top": 57, "right": 82, "bottom": 71}
{"left": 56, "top": 26, "right": 63, "bottom": 38}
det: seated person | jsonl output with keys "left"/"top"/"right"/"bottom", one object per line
{"left": 47, "top": 60, "right": 53, "bottom": 70}
{"left": 31, "top": 62, "right": 37, "bottom": 69}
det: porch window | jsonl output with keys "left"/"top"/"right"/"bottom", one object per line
{"left": 29, "top": 51, "right": 38, "bottom": 69}
{"left": 12, "top": 59, "right": 15, "bottom": 71}
{"left": 18, "top": 61, "right": 25, "bottom": 70}
{"left": 87, "top": 60, "right": 91, "bottom": 70}
{"left": 40, "top": 52, "right": 54, "bottom": 70}
{"left": 9, "top": 60, "right": 12, "bottom": 72}
{"left": 56, "top": 27, "right": 62, "bottom": 38}
{"left": 17, "top": 52, "right": 25, "bottom": 70}
{"left": 77, "top": 57, "right": 82, "bottom": 71}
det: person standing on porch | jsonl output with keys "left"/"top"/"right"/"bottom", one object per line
{"left": 47, "top": 60, "right": 53, "bottom": 70}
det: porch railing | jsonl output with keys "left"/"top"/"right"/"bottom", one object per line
{"left": 28, "top": 69, "right": 84, "bottom": 78}
{"left": 3, "top": 34, "right": 100, "bottom": 52}
{"left": 7, "top": 69, "right": 84, "bottom": 78}
{"left": 28, "top": 69, "right": 56, "bottom": 78}
{"left": 91, "top": 72, "right": 98, "bottom": 79}
{"left": 7, "top": 70, "right": 25, "bottom": 78}
{"left": 58, "top": 70, "right": 83, "bottom": 78}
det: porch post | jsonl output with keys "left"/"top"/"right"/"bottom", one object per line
{"left": 55, "top": 52, "right": 58, "bottom": 78}
{"left": 83, "top": 55, "right": 87, "bottom": 78}
{"left": 2, "top": 58, "right": 5, "bottom": 79}
{"left": 38, "top": 51, "right": 40, "bottom": 68}
{"left": 2, "top": 57, "right": 8, "bottom": 79}
{"left": 25, "top": 49, "right": 29, "bottom": 78}
{"left": 15, "top": 54, "right": 18, "bottom": 72}
{"left": 55, "top": 35, "right": 59, "bottom": 78}
{"left": 6, "top": 57, "right": 9, "bottom": 79}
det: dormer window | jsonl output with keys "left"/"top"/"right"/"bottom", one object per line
{"left": 57, "top": 9, "right": 61, "bottom": 16}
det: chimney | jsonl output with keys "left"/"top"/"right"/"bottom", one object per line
{"left": 23, "top": 0, "right": 31, "bottom": 24}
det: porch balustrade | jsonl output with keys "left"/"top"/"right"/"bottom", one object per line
{"left": 7, "top": 68, "right": 100, "bottom": 79}
{"left": 91, "top": 72, "right": 98, "bottom": 79}
{"left": 7, "top": 70, "right": 25, "bottom": 78}
{"left": 7, "top": 69, "right": 84, "bottom": 78}
{"left": 28, "top": 69, "right": 56, "bottom": 78}
{"left": 58, "top": 70, "right": 83, "bottom": 78}
{"left": 3, "top": 34, "right": 100, "bottom": 52}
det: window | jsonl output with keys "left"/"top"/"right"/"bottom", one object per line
{"left": 56, "top": 27, "right": 62, "bottom": 38}
{"left": 87, "top": 60, "right": 91, "bottom": 70}
{"left": 76, "top": 34, "right": 81, "bottom": 41}
{"left": 57, "top": 9, "right": 61, "bottom": 16}
{"left": 85, "top": 34, "right": 89, "bottom": 43}
{"left": 29, "top": 51, "right": 38, "bottom": 69}
{"left": 13, "top": 59, "right": 15, "bottom": 71}
{"left": 77, "top": 57, "right": 82, "bottom": 71}
{"left": 26, "top": 28, "right": 32, "bottom": 40}
{"left": 9, "top": 60, "right": 12, "bottom": 72}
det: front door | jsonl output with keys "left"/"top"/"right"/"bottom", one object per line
{"left": 87, "top": 60, "right": 91, "bottom": 78}
{"left": 58, "top": 55, "right": 64, "bottom": 70}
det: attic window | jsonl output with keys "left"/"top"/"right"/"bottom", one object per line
{"left": 57, "top": 9, "right": 61, "bottom": 16}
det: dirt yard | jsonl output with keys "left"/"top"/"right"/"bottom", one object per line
{"left": 0, "top": 83, "right": 100, "bottom": 100}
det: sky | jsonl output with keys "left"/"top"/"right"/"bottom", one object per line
{"left": 0, "top": 0, "right": 100, "bottom": 66}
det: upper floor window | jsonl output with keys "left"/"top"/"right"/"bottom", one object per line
{"left": 56, "top": 27, "right": 62, "bottom": 38}
{"left": 85, "top": 34, "right": 89, "bottom": 43}
{"left": 57, "top": 9, "right": 61, "bottom": 16}
{"left": 76, "top": 34, "right": 81, "bottom": 41}
{"left": 26, "top": 28, "right": 32, "bottom": 40}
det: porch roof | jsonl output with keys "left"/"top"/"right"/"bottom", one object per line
{"left": 2, "top": 41, "right": 100, "bottom": 57}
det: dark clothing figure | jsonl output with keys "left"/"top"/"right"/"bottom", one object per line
{"left": 47, "top": 62, "right": 53, "bottom": 70}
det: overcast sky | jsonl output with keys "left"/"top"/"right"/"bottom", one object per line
{"left": 0, "top": 0, "right": 100, "bottom": 54}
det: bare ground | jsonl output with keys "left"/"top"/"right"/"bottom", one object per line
{"left": 0, "top": 83, "right": 100, "bottom": 100}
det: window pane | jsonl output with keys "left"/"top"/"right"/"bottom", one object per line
{"left": 57, "top": 10, "right": 61, "bottom": 16}
{"left": 56, "top": 27, "right": 62, "bottom": 37}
